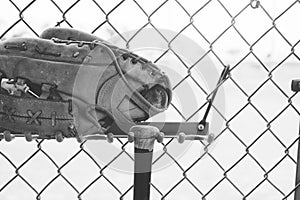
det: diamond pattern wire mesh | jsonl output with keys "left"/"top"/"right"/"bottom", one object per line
{"left": 0, "top": 0, "right": 300, "bottom": 199}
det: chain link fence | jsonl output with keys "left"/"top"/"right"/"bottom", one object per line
{"left": 1, "top": 0, "right": 300, "bottom": 199}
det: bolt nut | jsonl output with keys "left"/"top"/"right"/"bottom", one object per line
{"left": 198, "top": 124, "right": 205, "bottom": 131}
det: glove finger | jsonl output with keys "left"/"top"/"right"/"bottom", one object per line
{"left": 40, "top": 27, "right": 104, "bottom": 42}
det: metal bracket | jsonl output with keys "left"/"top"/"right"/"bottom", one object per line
{"left": 107, "top": 66, "right": 229, "bottom": 143}
{"left": 107, "top": 121, "right": 206, "bottom": 136}
{"left": 292, "top": 79, "right": 300, "bottom": 92}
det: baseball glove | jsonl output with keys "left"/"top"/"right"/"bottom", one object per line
{"left": 0, "top": 28, "right": 172, "bottom": 142}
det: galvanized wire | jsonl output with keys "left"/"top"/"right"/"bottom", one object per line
{"left": 0, "top": 0, "right": 300, "bottom": 199}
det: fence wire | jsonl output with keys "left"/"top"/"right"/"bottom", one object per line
{"left": 0, "top": 0, "right": 300, "bottom": 199}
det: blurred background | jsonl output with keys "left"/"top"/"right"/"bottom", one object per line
{"left": 0, "top": 0, "right": 300, "bottom": 199}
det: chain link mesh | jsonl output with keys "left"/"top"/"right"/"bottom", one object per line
{"left": 0, "top": 0, "right": 300, "bottom": 199}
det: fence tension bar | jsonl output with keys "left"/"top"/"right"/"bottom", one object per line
{"left": 199, "top": 65, "right": 230, "bottom": 128}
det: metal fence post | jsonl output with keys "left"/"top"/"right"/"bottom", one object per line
{"left": 295, "top": 122, "right": 300, "bottom": 200}
{"left": 293, "top": 79, "right": 300, "bottom": 200}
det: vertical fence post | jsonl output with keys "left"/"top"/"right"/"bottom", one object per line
{"left": 295, "top": 121, "right": 300, "bottom": 200}
{"left": 292, "top": 80, "right": 300, "bottom": 200}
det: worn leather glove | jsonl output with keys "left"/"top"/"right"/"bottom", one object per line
{"left": 0, "top": 28, "right": 171, "bottom": 142}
